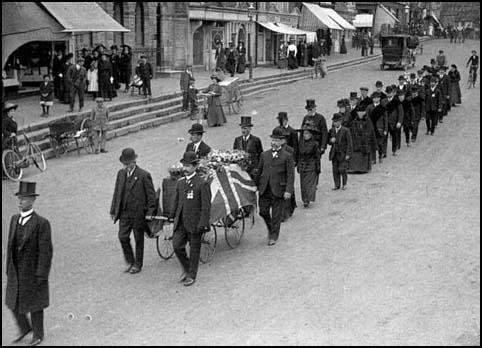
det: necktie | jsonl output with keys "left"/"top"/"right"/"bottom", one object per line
{"left": 19, "top": 213, "right": 32, "bottom": 226}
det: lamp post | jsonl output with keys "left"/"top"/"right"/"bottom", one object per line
{"left": 247, "top": 2, "right": 255, "bottom": 81}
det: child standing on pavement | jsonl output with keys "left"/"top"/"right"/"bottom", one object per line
{"left": 90, "top": 97, "right": 109, "bottom": 154}
{"left": 39, "top": 75, "right": 54, "bottom": 117}
{"left": 188, "top": 79, "right": 199, "bottom": 120}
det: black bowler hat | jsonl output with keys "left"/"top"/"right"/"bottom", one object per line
{"left": 410, "top": 73, "right": 416, "bottom": 79}
{"left": 371, "top": 91, "right": 382, "bottom": 99}
{"left": 360, "top": 86, "right": 369, "bottom": 91}
{"left": 305, "top": 99, "right": 316, "bottom": 110}
{"left": 385, "top": 86, "right": 394, "bottom": 94}
{"left": 188, "top": 123, "right": 205, "bottom": 134}
{"left": 119, "top": 148, "right": 138, "bottom": 164}
{"left": 15, "top": 181, "right": 39, "bottom": 197}
{"left": 239, "top": 116, "right": 253, "bottom": 127}
{"left": 375, "top": 80, "right": 383, "bottom": 87}
{"left": 180, "top": 151, "right": 199, "bottom": 165}
{"left": 277, "top": 112, "right": 288, "bottom": 120}
{"left": 349, "top": 91, "right": 358, "bottom": 99}
{"left": 270, "top": 127, "right": 286, "bottom": 139}
{"left": 398, "top": 75, "right": 405, "bottom": 81}
{"left": 110, "top": 45, "right": 118, "bottom": 51}
{"left": 332, "top": 113, "right": 343, "bottom": 122}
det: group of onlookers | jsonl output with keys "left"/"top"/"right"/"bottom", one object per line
{"left": 214, "top": 41, "right": 247, "bottom": 77}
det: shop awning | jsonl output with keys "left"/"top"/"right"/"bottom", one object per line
{"left": 379, "top": 4, "right": 400, "bottom": 23}
{"left": 353, "top": 14, "right": 374, "bottom": 28}
{"left": 40, "top": 2, "right": 129, "bottom": 33}
{"left": 257, "top": 21, "right": 317, "bottom": 43}
{"left": 322, "top": 8, "right": 356, "bottom": 30}
{"left": 425, "top": 11, "right": 443, "bottom": 29}
{"left": 299, "top": 3, "right": 343, "bottom": 31}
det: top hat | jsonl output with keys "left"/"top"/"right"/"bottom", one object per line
{"left": 4, "top": 103, "right": 18, "bottom": 112}
{"left": 385, "top": 86, "right": 394, "bottom": 94}
{"left": 110, "top": 45, "right": 118, "bottom": 51}
{"left": 375, "top": 80, "right": 383, "bottom": 87}
{"left": 349, "top": 91, "right": 358, "bottom": 99}
{"left": 239, "top": 116, "right": 253, "bottom": 127}
{"left": 15, "top": 181, "right": 39, "bottom": 197}
{"left": 305, "top": 99, "right": 316, "bottom": 110}
{"left": 119, "top": 148, "right": 138, "bottom": 164}
{"left": 270, "top": 127, "right": 286, "bottom": 139}
{"left": 277, "top": 112, "right": 288, "bottom": 120}
{"left": 371, "top": 91, "right": 382, "bottom": 99}
{"left": 332, "top": 113, "right": 343, "bottom": 122}
{"left": 188, "top": 123, "right": 205, "bottom": 134}
{"left": 398, "top": 75, "right": 406, "bottom": 80}
{"left": 359, "top": 86, "right": 369, "bottom": 91}
{"left": 180, "top": 151, "right": 199, "bottom": 165}
{"left": 337, "top": 99, "right": 345, "bottom": 107}
{"left": 409, "top": 73, "right": 416, "bottom": 79}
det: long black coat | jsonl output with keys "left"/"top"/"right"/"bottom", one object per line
{"left": 425, "top": 86, "right": 443, "bottom": 112}
{"left": 186, "top": 141, "right": 212, "bottom": 159}
{"left": 385, "top": 97, "right": 404, "bottom": 130}
{"left": 110, "top": 166, "right": 157, "bottom": 226}
{"left": 301, "top": 113, "right": 328, "bottom": 151}
{"left": 169, "top": 174, "right": 211, "bottom": 233}
{"left": 328, "top": 126, "right": 353, "bottom": 162}
{"left": 281, "top": 125, "right": 299, "bottom": 165}
{"left": 5, "top": 212, "right": 53, "bottom": 313}
{"left": 366, "top": 103, "right": 388, "bottom": 138}
{"left": 233, "top": 134, "right": 263, "bottom": 175}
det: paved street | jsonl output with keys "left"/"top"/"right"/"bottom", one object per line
{"left": 2, "top": 39, "right": 479, "bottom": 345}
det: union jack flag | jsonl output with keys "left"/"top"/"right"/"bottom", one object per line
{"left": 208, "top": 164, "right": 258, "bottom": 224}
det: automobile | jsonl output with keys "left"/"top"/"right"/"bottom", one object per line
{"left": 380, "top": 34, "right": 418, "bottom": 71}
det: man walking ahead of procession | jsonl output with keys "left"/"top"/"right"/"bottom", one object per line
{"left": 5, "top": 181, "right": 53, "bottom": 346}
{"left": 170, "top": 151, "right": 211, "bottom": 287}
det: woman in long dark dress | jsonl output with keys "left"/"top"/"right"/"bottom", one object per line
{"left": 202, "top": 75, "right": 226, "bottom": 127}
{"left": 340, "top": 35, "right": 347, "bottom": 54}
{"left": 287, "top": 40, "right": 298, "bottom": 70}
{"left": 348, "top": 110, "right": 377, "bottom": 173}
{"left": 98, "top": 54, "right": 117, "bottom": 100}
{"left": 297, "top": 125, "right": 321, "bottom": 208}
{"left": 236, "top": 42, "right": 246, "bottom": 73}
{"left": 448, "top": 64, "right": 462, "bottom": 105}
{"left": 119, "top": 45, "right": 132, "bottom": 92}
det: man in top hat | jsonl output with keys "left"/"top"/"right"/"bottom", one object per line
{"left": 375, "top": 81, "right": 388, "bottom": 101}
{"left": 358, "top": 87, "right": 372, "bottom": 112}
{"left": 328, "top": 113, "right": 353, "bottom": 190}
{"left": 277, "top": 112, "right": 299, "bottom": 167}
{"left": 366, "top": 91, "right": 388, "bottom": 163}
{"left": 409, "top": 86, "right": 425, "bottom": 142}
{"left": 437, "top": 65, "right": 451, "bottom": 120}
{"left": 138, "top": 55, "right": 153, "bottom": 99}
{"left": 337, "top": 99, "right": 353, "bottom": 128}
{"left": 185, "top": 123, "right": 212, "bottom": 159}
{"left": 301, "top": 99, "right": 328, "bottom": 153}
{"left": 255, "top": 128, "right": 295, "bottom": 246}
{"left": 66, "top": 57, "right": 87, "bottom": 112}
{"left": 3, "top": 103, "right": 18, "bottom": 155}
{"left": 233, "top": 116, "right": 263, "bottom": 178}
{"left": 170, "top": 151, "right": 211, "bottom": 286}
{"left": 180, "top": 65, "right": 195, "bottom": 111}
{"left": 110, "top": 148, "right": 157, "bottom": 274}
{"left": 384, "top": 86, "right": 404, "bottom": 156}
{"left": 90, "top": 97, "right": 110, "bottom": 154}
{"left": 425, "top": 76, "right": 443, "bottom": 136}
{"left": 5, "top": 181, "right": 53, "bottom": 346}
{"left": 52, "top": 49, "right": 66, "bottom": 100}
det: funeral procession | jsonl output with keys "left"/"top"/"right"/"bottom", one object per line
{"left": 2, "top": 2, "right": 480, "bottom": 346}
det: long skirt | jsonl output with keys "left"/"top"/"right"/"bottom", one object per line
{"left": 449, "top": 82, "right": 461, "bottom": 104}
{"left": 278, "top": 58, "right": 288, "bottom": 69}
{"left": 300, "top": 169, "right": 318, "bottom": 203}
{"left": 237, "top": 57, "right": 246, "bottom": 73}
{"left": 206, "top": 97, "right": 226, "bottom": 127}
{"left": 98, "top": 74, "right": 117, "bottom": 99}
{"left": 288, "top": 53, "right": 298, "bottom": 69}
{"left": 348, "top": 151, "right": 372, "bottom": 173}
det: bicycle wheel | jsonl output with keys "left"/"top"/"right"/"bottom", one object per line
{"left": 200, "top": 225, "right": 217, "bottom": 264}
{"left": 30, "top": 143, "right": 46, "bottom": 172}
{"left": 224, "top": 209, "right": 245, "bottom": 249}
{"left": 2, "top": 150, "right": 23, "bottom": 181}
{"left": 80, "top": 119, "right": 95, "bottom": 153}
{"left": 156, "top": 223, "right": 174, "bottom": 260}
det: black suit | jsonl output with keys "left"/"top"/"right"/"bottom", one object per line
{"left": 233, "top": 134, "right": 263, "bottom": 177}
{"left": 385, "top": 97, "right": 404, "bottom": 154}
{"left": 438, "top": 75, "right": 451, "bottom": 117}
{"left": 169, "top": 174, "right": 211, "bottom": 280}
{"left": 282, "top": 125, "right": 299, "bottom": 166}
{"left": 186, "top": 141, "right": 211, "bottom": 159}
{"left": 425, "top": 86, "right": 443, "bottom": 134}
{"left": 366, "top": 103, "right": 388, "bottom": 158}
{"left": 328, "top": 126, "right": 353, "bottom": 188}
{"left": 180, "top": 71, "right": 195, "bottom": 110}
{"left": 110, "top": 166, "right": 157, "bottom": 268}
{"left": 255, "top": 148, "right": 295, "bottom": 241}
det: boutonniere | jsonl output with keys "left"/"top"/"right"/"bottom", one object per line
{"left": 134, "top": 177, "right": 138, "bottom": 181}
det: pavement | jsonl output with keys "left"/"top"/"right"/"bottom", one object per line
{"left": 7, "top": 46, "right": 381, "bottom": 128}
{"left": 2, "top": 39, "right": 479, "bottom": 346}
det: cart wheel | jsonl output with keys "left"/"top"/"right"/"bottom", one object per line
{"left": 224, "top": 209, "right": 245, "bottom": 249}
{"left": 80, "top": 119, "right": 95, "bottom": 154}
{"left": 2, "top": 150, "right": 23, "bottom": 181}
{"left": 31, "top": 143, "right": 46, "bottom": 172}
{"left": 200, "top": 225, "right": 217, "bottom": 263}
{"left": 156, "top": 223, "right": 174, "bottom": 260}
{"left": 49, "top": 137, "right": 65, "bottom": 157}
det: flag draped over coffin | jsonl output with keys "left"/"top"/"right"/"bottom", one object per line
{"left": 209, "top": 164, "right": 258, "bottom": 224}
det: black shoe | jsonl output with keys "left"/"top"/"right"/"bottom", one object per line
{"left": 268, "top": 239, "right": 277, "bottom": 246}
{"left": 183, "top": 277, "right": 195, "bottom": 286}
{"left": 129, "top": 266, "right": 141, "bottom": 274}
{"left": 100, "top": 149, "right": 108, "bottom": 153}
{"left": 341, "top": 185, "right": 347, "bottom": 190}
{"left": 430, "top": 132, "right": 434, "bottom": 136}
{"left": 123, "top": 264, "right": 133, "bottom": 273}
{"left": 426, "top": 131, "right": 429, "bottom": 135}
{"left": 303, "top": 202, "right": 310, "bottom": 208}
{"left": 179, "top": 272, "right": 187, "bottom": 283}
{"left": 30, "top": 337, "right": 43, "bottom": 346}
{"left": 332, "top": 187, "right": 340, "bottom": 190}
{"left": 12, "top": 329, "right": 32, "bottom": 343}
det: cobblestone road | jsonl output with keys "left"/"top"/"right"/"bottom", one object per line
{"left": 2, "top": 39, "right": 479, "bottom": 345}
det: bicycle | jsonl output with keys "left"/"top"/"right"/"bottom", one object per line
{"left": 2, "top": 125, "right": 46, "bottom": 181}
{"left": 467, "top": 66, "right": 477, "bottom": 89}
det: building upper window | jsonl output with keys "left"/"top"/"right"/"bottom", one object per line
{"left": 135, "top": 2, "right": 145, "bottom": 46}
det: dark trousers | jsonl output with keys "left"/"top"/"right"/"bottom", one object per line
{"left": 259, "top": 187, "right": 284, "bottom": 241}
{"left": 172, "top": 223, "right": 201, "bottom": 280}
{"left": 141, "top": 78, "right": 152, "bottom": 97}
{"left": 389, "top": 127, "right": 401, "bottom": 153}
{"left": 381, "top": 134, "right": 388, "bottom": 157}
{"left": 370, "top": 46, "right": 374, "bottom": 55}
{"left": 332, "top": 159, "right": 348, "bottom": 188}
{"left": 403, "top": 125, "right": 412, "bottom": 144}
{"left": 376, "top": 136, "right": 387, "bottom": 158}
{"left": 69, "top": 86, "right": 84, "bottom": 110}
{"left": 412, "top": 120, "right": 420, "bottom": 140}
{"left": 361, "top": 47, "right": 367, "bottom": 56}
{"left": 118, "top": 216, "right": 145, "bottom": 268}
{"left": 426, "top": 110, "right": 438, "bottom": 134}
{"left": 182, "top": 90, "right": 189, "bottom": 110}
{"left": 12, "top": 308, "right": 44, "bottom": 339}
{"left": 53, "top": 76, "right": 63, "bottom": 100}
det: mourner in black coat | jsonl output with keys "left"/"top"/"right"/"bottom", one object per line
{"left": 185, "top": 123, "right": 212, "bottom": 159}
{"left": 366, "top": 92, "right": 388, "bottom": 162}
{"left": 66, "top": 59, "right": 87, "bottom": 112}
{"left": 170, "top": 151, "right": 211, "bottom": 286}
{"left": 98, "top": 54, "right": 117, "bottom": 100}
{"left": 297, "top": 125, "right": 321, "bottom": 207}
{"left": 180, "top": 66, "right": 195, "bottom": 111}
{"left": 110, "top": 148, "right": 157, "bottom": 274}
{"left": 410, "top": 86, "right": 425, "bottom": 141}
{"left": 255, "top": 128, "right": 295, "bottom": 246}
{"left": 384, "top": 86, "right": 404, "bottom": 156}
{"left": 358, "top": 87, "right": 373, "bottom": 111}
{"left": 138, "top": 56, "right": 153, "bottom": 98}
{"left": 400, "top": 92, "right": 416, "bottom": 146}
{"left": 328, "top": 113, "right": 353, "bottom": 190}
{"left": 277, "top": 112, "right": 299, "bottom": 166}
{"left": 52, "top": 51, "right": 65, "bottom": 100}
{"left": 425, "top": 77, "right": 443, "bottom": 135}
{"left": 5, "top": 182, "right": 52, "bottom": 346}
{"left": 233, "top": 116, "right": 263, "bottom": 178}
{"left": 437, "top": 67, "right": 451, "bottom": 118}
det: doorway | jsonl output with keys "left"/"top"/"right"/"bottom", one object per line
{"left": 193, "top": 27, "right": 204, "bottom": 66}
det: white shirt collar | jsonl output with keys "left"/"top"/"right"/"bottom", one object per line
{"left": 185, "top": 172, "right": 196, "bottom": 181}
{"left": 127, "top": 165, "right": 136, "bottom": 177}
{"left": 373, "top": 102, "right": 380, "bottom": 106}
{"left": 243, "top": 134, "right": 250, "bottom": 141}
{"left": 335, "top": 126, "right": 341, "bottom": 132}
{"left": 20, "top": 209, "right": 34, "bottom": 217}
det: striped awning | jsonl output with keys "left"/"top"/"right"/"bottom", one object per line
{"left": 322, "top": 7, "right": 356, "bottom": 30}
{"left": 299, "top": 3, "right": 343, "bottom": 31}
